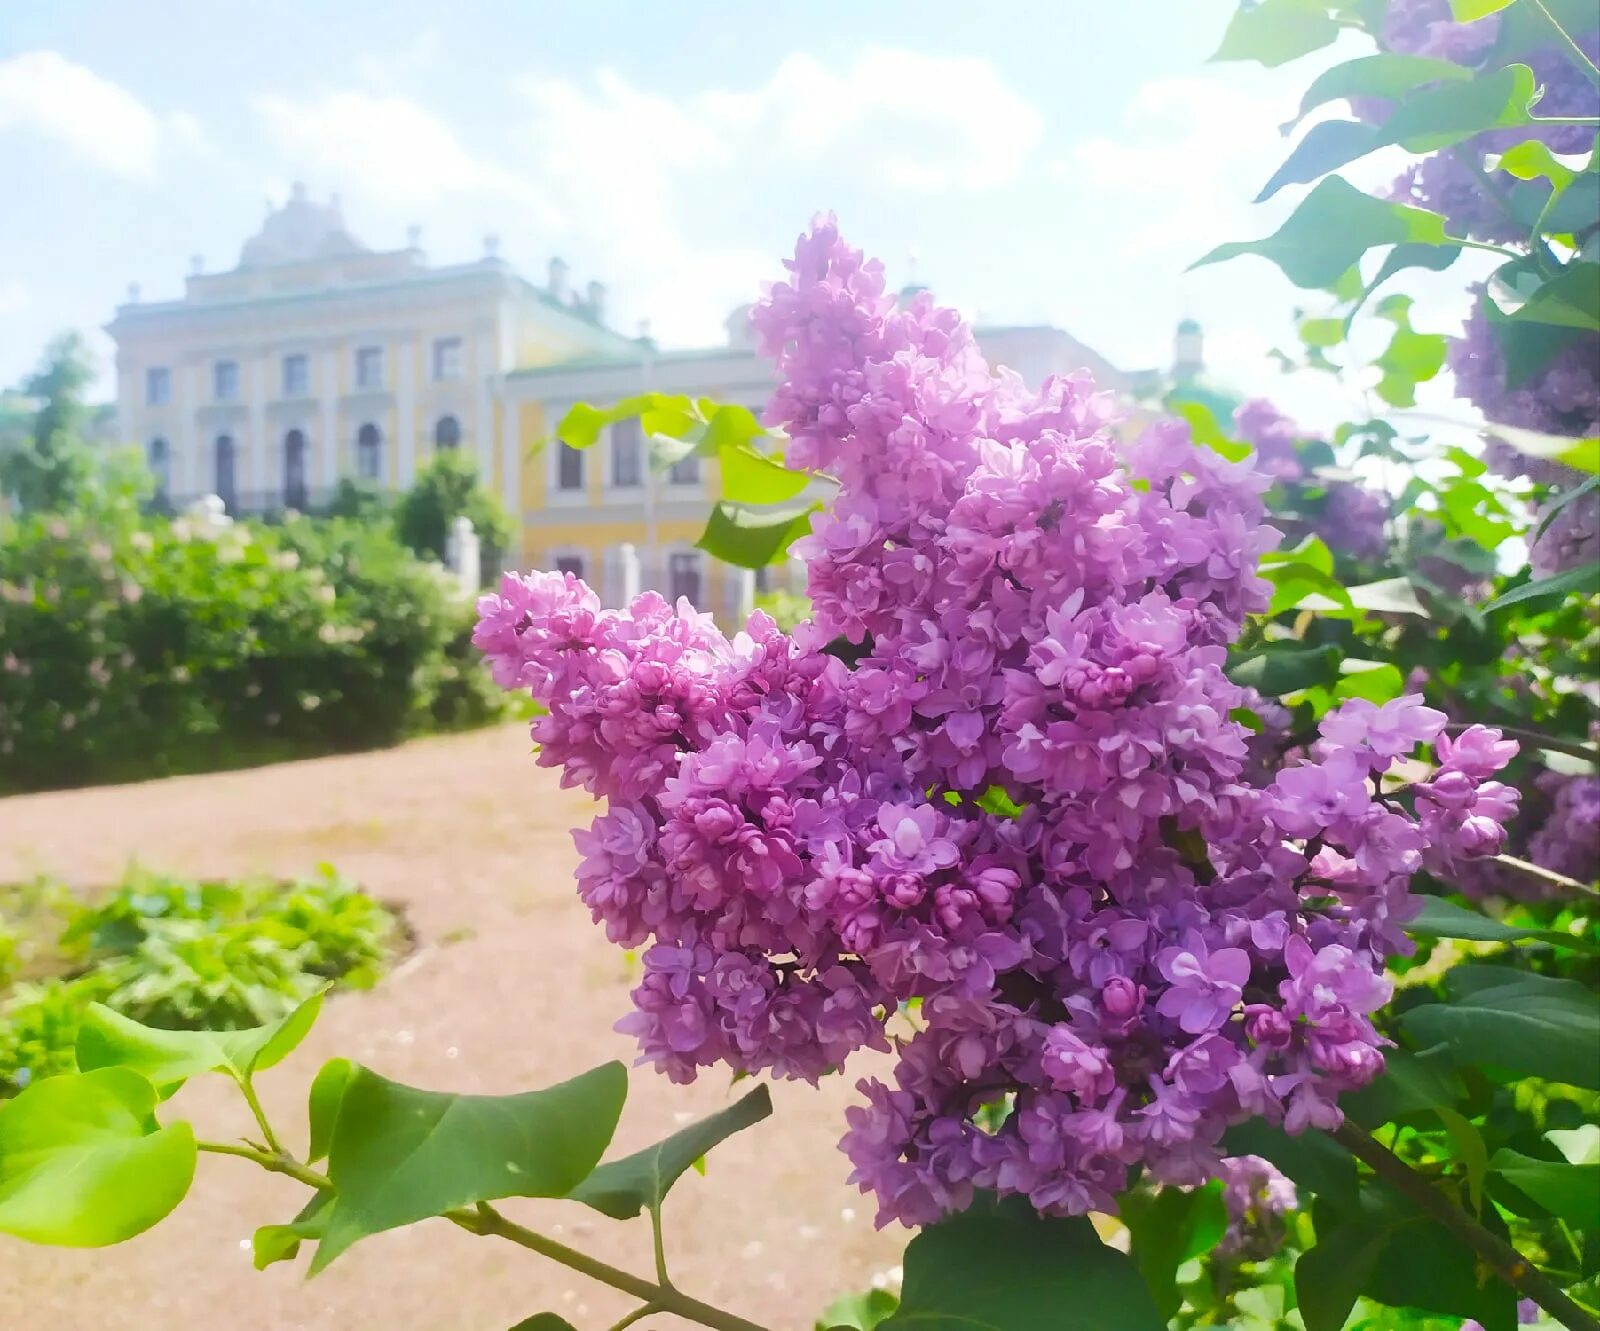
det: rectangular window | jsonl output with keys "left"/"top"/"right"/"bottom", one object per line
{"left": 355, "top": 345, "right": 384, "bottom": 390}
{"left": 556, "top": 441, "right": 584, "bottom": 492}
{"left": 554, "top": 554, "right": 585, "bottom": 579}
{"left": 432, "top": 337, "right": 463, "bottom": 382}
{"left": 668, "top": 450, "right": 701, "bottom": 486}
{"left": 145, "top": 367, "right": 170, "bottom": 406}
{"left": 611, "top": 418, "right": 642, "bottom": 488}
{"left": 282, "top": 353, "right": 309, "bottom": 397}
{"left": 668, "top": 552, "right": 703, "bottom": 606}
{"left": 213, "top": 360, "right": 238, "bottom": 402}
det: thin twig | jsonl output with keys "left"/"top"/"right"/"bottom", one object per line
{"left": 452, "top": 1203, "right": 769, "bottom": 1331}
{"left": 233, "top": 1074, "right": 285, "bottom": 1156}
{"left": 196, "top": 1140, "right": 330, "bottom": 1192}
{"left": 1332, "top": 1123, "right": 1599, "bottom": 1331}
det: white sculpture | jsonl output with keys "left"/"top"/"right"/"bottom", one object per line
{"left": 445, "top": 514, "right": 481, "bottom": 599}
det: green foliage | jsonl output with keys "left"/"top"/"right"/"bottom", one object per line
{"left": 818, "top": 1288, "right": 900, "bottom": 1330}
{"left": 0, "top": 332, "right": 101, "bottom": 515}
{"left": 881, "top": 1202, "right": 1164, "bottom": 1330}
{"left": 697, "top": 498, "right": 820, "bottom": 568}
{"left": 1120, "top": 1183, "right": 1229, "bottom": 1320}
{"left": 1194, "top": 176, "right": 1451, "bottom": 290}
{"left": 0, "top": 867, "right": 397, "bottom": 1096}
{"left": 392, "top": 449, "right": 512, "bottom": 577}
{"left": 75, "top": 989, "right": 324, "bottom": 1093}
{"left": 1401, "top": 967, "right": 1600, "bottom": 1089}
{"left": 568, "top": 1083, "right": 772, "bottom": 1219}
{"left": 0, "top": 498, "right": 511, "bottom": 792}
{"left": 309, "top": 1060, "right": 628, "bottom": 1270}
{"left": 0, "top": 1067, "right": 195, "bottom": 1247}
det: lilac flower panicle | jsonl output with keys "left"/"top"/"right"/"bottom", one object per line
{"left": 478, "top": 219, "right": 1521, "bottom": 1228}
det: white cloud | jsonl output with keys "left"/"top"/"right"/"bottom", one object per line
{"left": 0, "top": 279, "right": 29, "bottom": 318}
{"left": 693, "top": 49, "right": 1042, "bottom": 191}
{"left": 0, "top": 51, "right": 162, "bottom": 179}
{"left": 245, "top": 49, "right": 1038, "bottom": 347}
{"left": 254, "top": 90, "right": 562, "bottom": 227}
{"left": 1067, "top": 77, "right": 1300, "bottom": 258}
{"left": 1066, "top": 74, "right": 1413, "bottom": 260}
{"left": 514, "top": 48, "right": 1041, "bottom": 344}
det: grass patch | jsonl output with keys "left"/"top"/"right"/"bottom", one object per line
{"left": 0, "top": 864, "right": 401, "bottom": 1096}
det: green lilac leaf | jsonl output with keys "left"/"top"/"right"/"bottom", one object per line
{"left": 74, "top": 988, "right": 325, "bottom": 1092}
{"left": 1343, "top": 1047, "right": 1465, "bottom": 1128}
{"left": 251, "top": 1191, "right": 331, "bottom": 1270}
{"left": 0, "top": 1067, "right": 196, "bottom": 1247}
{"left": 568, "top": 1083, "right": 772, "bottom": 1219}
{"left": 696, "top": 499, "right": 820, "bottom": 568}
{"left": 1120, "top": 1183, "right": 1228, "bottom": 1320}
{"left": 718, "top": 443, "right": 811, "bottom": 505}
{"left": 306, "top": 1057, "right": 355, "bottom": 1164}
{"left": 1407, "top": 896, "right": 1600, "bottom": 953}
{"left": 1488, "top": 1148, "right": 1600, "bottom": 1227}
{"left": 309, "top": 1060, "right": 628, "bottom": 1273}
{"left": 1225, "top": 644, "right": 1341, "bottom": 696}
{"left": 880, "top": 1207, "right": 1164, "bottom": 1330}
{"left": 1194, "top": 177, "right": 1450, "bottom": 290}
{"left": 1295, "top": 53, "right": 1471, "bottom": 123}
{"left": 1211, "top": 0, "right": 1340, "bottom": 67}
{"left": 818, "top": 1288, "right": 900, "bottom": 1331}
{"left": 1401, "top": 970, "right": 1600, "bottom": 1088}
{"left": 1482, "top": 560, "right": 1600, "bottom": 614}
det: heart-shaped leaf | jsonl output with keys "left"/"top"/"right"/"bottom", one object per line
{"left": 75, "top": 989, "right": 325, "bottom": 1092}
{"left": 310, "top": 1061, "right": 627, "bottom": 1272}
{"left": 0, "top": 1067, "right": 196, "bottom": 1247}
{"left": 569, "top": 1084, "right": 771, "bottom": 1220}
{"left": 880, "top": 1204, "right": 1163, "bottom": 1330}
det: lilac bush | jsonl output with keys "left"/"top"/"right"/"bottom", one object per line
{"left": 475, "top": 222, "right": 1519, "bottom": 1228}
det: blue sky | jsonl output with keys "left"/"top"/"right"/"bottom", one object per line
{"left": 0, "top": 1, "right": 1476, "bottom": 424}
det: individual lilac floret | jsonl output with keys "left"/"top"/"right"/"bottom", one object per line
{"left": 479, "top": 218, "right": 1521, "bottom": 1229}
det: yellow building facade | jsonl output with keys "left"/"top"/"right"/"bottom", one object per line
{"left": 109, "top": 185, "right": 1140, "bottom": 618}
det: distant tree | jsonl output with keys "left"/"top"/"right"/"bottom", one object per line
{"left": 393, "top": 450, "right": 512, "bottom": 581}
{"left": 325, "top": 475, "right": 390, "bottom": 523}
{"left": 0, "top": 332, "right": 99, "bottom": 513}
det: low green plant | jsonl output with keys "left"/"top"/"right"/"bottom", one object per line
{"left": 0, "top": 866, "right": 397, "bottom": 1096}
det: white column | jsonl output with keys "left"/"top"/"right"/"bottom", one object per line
{"left": 396, "top": 338, "right": 416, "bottom": 489}
{"left": 474, "top": 333, "right": 494, "bottom": 481}
{"left": 618, "top": 542, "right": 641, "bottom": 603}
{"left": 181, "top": 360, "right": 200, "bottom": 495}
{"left": 321, "top": 347, "right": 339, "bottom": 488}
{"left": 249, "top": 356, "right": 267, "bottom": 495}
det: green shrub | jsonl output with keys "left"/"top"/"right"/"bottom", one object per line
{"left": 0, "top": 865, "right": 399, "bottom": 1095}
{"left": 393, "top": 449, "right": 512, "bottom": 581}
{"left": 0, "top": 496, "right": 512, "bottom": 791}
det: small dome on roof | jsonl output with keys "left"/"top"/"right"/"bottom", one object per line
{"left": 1176, "top": 317, "right": 1202, "bottom": 334}
{"left": 239, "top": 183, "right": 368, "bottom": 268}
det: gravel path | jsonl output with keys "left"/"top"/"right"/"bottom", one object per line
{"left": 0, "top": 725, "right": 904, "bottom": 1331}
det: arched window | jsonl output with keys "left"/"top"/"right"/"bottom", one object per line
{"left": 557, "top": 441, "right": 584, "bottom": 492}
{"left": 147, "top": 437, "right": 170, "bottom": 499}
{"left": 213, "top": 435, "right": 236, "bottom": 513}
{"left": 434, "top": 415, "right": 461, "bottom": 451}
{"left": 357, "top": 423, "right": 382, "bottom": 481}
{"left": 283, "top": 429, "right": 308, "bottom": 510}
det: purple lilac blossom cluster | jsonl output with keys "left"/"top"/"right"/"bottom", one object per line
{"left": 1232, "top": 399, "right": 1390, "bottom": 563}
{"left": 1216, "top": 1154, "right": 1298, "bottom": 1259}
{"left": 476, "top": 222, "right": 1520, "bottom": 1228}
{"left": 1452, "top": 306, "right": 1600, "bottom": 575}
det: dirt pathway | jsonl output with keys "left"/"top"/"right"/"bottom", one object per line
{"left": 0, "top": 725, "right": 904, "bottom": 1331}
